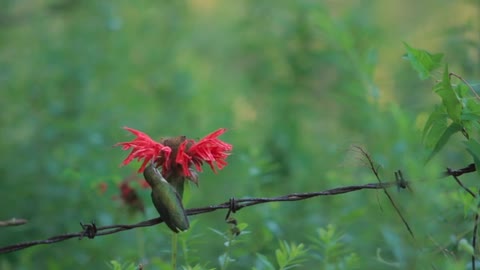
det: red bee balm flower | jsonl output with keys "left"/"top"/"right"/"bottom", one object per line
{"left": 115, "top": 127, "right": 172, "bottom": 173}
{"left": 176, "top": 128, "right": 232, "bottom": 178}
{"left": 116, "top": 127, "right": 232, "bottom": 183}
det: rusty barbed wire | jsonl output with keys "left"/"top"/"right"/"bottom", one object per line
{"left": 0, "top": 163, "right": 476, "bottom": 255}
{"left": 353, "top": 146, "right": 415, "bottom": 238}
{"left": 0, "top": 180, "right": 398, "bottom": 254}
{"left": 443, "top": 163, "right": 478, "bottom": 270}
{"left": 444, "top": 163, "right": 476, "bottom": 177}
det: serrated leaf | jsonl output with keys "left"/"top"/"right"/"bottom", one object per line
{"left": 403, "top": 42, "right": 444, "bottom": 80}
{"left": 426, "top": 122, "right": 463, "bottom": 163}
{"left": 422, "top": 105, "right": 448, "bottom": 146}
{"left": 434, "top": 65, "right": 462, "bottom": 123}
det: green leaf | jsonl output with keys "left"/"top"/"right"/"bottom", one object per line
{"left": 456, "top": 82, "right": 471, "bottom": 99}
{"left": 422, "top": 105, "right": 448, "bottom": 148}
{"left": 460, "top": 112, "right": 480, "bottom": 121}
{"left": 459, "top": 84, "right": 480, "bottom": 121}
{"left": 425, "top": 122, "right": 463, "bottom": 163}
{"left": 275, "top": 241, "right": 308, "bottom": 270}
{"left": 109, "top": 261, "right": 122, "bottom": 270}
{"left": 237, "top": 222, "right": 249, "bottom": 231}
{"left": 318, "top": 224, "right": 336, "bottom": 242}
{"left": 403, "top": 42, "right": 444, "bottom": 80}
{"left": 276, "top": 248, "right": 287, "bottom": 268}
{"left": 107, "top": 261, "right": 137, "bottom": 270}
{"left": 255, "top": 253, "right": 276, "bottom": 270}
{"left": 465, "top": 139, "right": 480, "bottom": 177}
{"left": 434, "top": 65, "right": 462, "bottom": 123}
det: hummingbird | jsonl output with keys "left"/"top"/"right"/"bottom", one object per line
{"left": 143, "top": 163, "right": 189, "bottom": 233}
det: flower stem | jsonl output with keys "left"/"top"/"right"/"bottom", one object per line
{"left": 172, "top": 232, "right": 178, "bottom": 269}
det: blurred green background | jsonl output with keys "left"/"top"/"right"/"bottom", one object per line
{"left": 1, "top": 0, "right": 479, "bottom": 269}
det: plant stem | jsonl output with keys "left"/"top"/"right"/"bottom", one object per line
{"left": 172, "top": 232, "right": 178, "bottom": 270}
{"left": 220, "top": 237, "right": 233, "bottom": 270}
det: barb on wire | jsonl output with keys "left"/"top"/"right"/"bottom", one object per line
{"left": 3, "top": 156, "right": 474, "bottom": 256}
{"left": 79, "top": 221, "right": 98, "bottom": 240}
{"left": 444, "top": 163, "right": 478, "bottom": 270}
{"left": 430, "top": 163, "right": 480, "bottom": 270}
{"left": 444, "top": 163, "right": 476, "bottom": 177}
{"left": 353, "top": 146, "right": 415, "bottom": 239}
{"left": 225, "top": 198, "right": 238, "bottom": 220}
{"left": 0, "top": 180, "right": 399, "bottom": 254}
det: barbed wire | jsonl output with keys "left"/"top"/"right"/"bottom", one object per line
{"left": 0, "top": 163, "right": 475, "bottom": 255}
{"left": 443, "top": 162, "right": 478, "bottom": 270}
{"left": 353, "top": 146, "right": 415, "bottom": 238}
{"left": 0, "top": 180, "right": 398, "bottom": 254}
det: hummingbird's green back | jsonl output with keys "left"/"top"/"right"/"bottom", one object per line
{"left": 143, "top": 164, "right": 189, "bottom": 233}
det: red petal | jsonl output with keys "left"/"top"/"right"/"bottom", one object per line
{"left": 176, "top": 140, "right": 193, "bottom": 177}
{"left": 116, "top": 127, "right": 172, "bottom": 173}
{"left": 186, "top": 128, "right": 232, "bottom": 175}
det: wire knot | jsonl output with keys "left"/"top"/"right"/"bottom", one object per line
{"left": 395, "top": 170, "right": 408, "bottom": 189}
{"left": 79, "top": 221, "right": 97, "bottom": 240}
{"left": 225, "top": 197, "right": 240, "bottom": 220}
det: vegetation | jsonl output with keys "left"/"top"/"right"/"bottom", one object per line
{"left": 1, "top": 0, "right": 480, "bottom": 269}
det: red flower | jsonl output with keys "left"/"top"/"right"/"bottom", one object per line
{"left": 115, "top": 127, "right": 171, "bottom": 173}
{"left": 119, "top": 182, "right": 145, "bottom": 214}
{"left": 116, "top": 127, "right": 232, "bottom": 182}
{"left": 176, "top": 128, "right": 232, "bottom": 178}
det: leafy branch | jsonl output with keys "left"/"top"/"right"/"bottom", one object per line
{"left": 404, "top": 43, "right": 480, "bottom": 270}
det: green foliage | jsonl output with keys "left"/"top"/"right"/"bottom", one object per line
{"left": 403, "top": 42, "right": 444, "bottom": 80}
{"left": 253, "top": 225, "right": 357, "bottom": 270}
{"left": 181, "top": 264, "right": 216, "bottom": 270}
{"left": 208, "top": 221, "right": 251, "bottom": 270}
{"left": 275, "top": 241, "right": 308, "bottom": 270}
{"left": 425, "top": 121, "right": 463, "bottom": 163}
{"left": 404, "top": 44, "right": 480, "bottom": 163}
{"left": 310, "top": 224, "right": 359, "bottom": 270}
{"left": 1, "top": 0, "right": 480, "bottom": 269}
{"left": 107, "top": 260, "right": 138, "bottom": 270}
{"left": 403, "top": 41, "right": 480, "bottom": 268}
{"left": 435, "top": 65, "right": 462, "bottom": 123}
{"left": 253, "top": 241, "right": 307, "bottom": 270}
{"left": 465, "top": 139, "right": 480, "bottom": 176}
